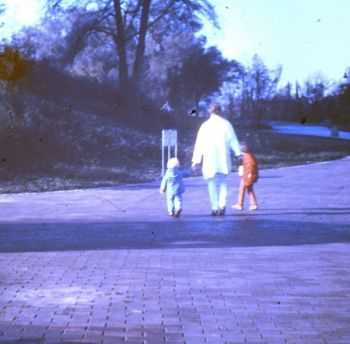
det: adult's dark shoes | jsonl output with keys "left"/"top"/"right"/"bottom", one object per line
{"left": 218, "top": 207, "right": 226, "bottom": 216}
{"left": 174, "top": 209, "right": 182, "bottom": 218}
{"left": 211, "top": 210, "right": 219, "bottom": 216}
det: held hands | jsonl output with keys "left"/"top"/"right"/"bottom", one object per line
{"left": 237, "top": 154, "right": 243, "bottom": 166}
{"left": 191, "top": 163, "right": 199, "bottom": 172}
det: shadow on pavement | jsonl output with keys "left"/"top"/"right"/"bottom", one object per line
{"left": 229, "top": 211, "right": 350, "bottom": 216}
{"left": 0, "top": 218, "right": 349, "bottom": 253}
{"left": 257, "top": 207, "right": 350, "bottom": 211}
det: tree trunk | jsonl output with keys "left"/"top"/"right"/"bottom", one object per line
{"left": 132, "top": 0, "right": 152, "bottom": 88}
{"left": 113, "top": 0, "right": 129, "bottom": 91}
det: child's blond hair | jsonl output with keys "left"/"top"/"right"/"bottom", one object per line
{"left": 167, "top": 157, "right": 180, "bottom": 169}
{"left": 240, "top": 142, "right": 251, "bottom": 153}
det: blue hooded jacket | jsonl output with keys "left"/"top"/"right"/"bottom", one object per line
{"left": 160, "top": 167, "right": 187, "bottom": 196}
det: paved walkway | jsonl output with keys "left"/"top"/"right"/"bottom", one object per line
{"left": 0, "top": 157, "right": 350, "bottom": 343}
{"left": 270, "top": 121, "right": 350, "bottom": 141}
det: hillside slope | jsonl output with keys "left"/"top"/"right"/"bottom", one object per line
{"left": 0, "top": 96, "right": 349, "bottom": 193}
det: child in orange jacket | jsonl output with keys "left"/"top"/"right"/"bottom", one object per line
{"left": 232, "top": 143, "right": 258, "bottom": 211}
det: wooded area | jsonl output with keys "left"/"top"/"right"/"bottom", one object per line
{"left": 0, "top": 0, "right": 349, "bottom": 187}
{"left": 1, "top": 0, "right": 348, "bottom": 125}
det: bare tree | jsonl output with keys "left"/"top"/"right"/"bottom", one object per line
{"left": 44, "top": 0, "right": 216, "bottom": 97}
{"left": 167, "top": 43, "right": 241, "bottom": 116}
{"left": 239, "top": 54, "right": 281, "bottom": 125}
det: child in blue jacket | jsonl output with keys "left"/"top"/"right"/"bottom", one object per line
{"left": 160, "top": 157, "right": 189, "bottom": 217}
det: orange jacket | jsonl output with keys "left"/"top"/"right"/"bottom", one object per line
{"left": 242, "top": 152, "right": 258, "bottom": 187}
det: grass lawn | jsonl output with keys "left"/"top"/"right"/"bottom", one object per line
{"left": 0, "top": 126, "right": 349, "bottom": 193}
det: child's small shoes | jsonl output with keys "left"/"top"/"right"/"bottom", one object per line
{"left": 232, "top": 204, "right": 243, "bottom": 210}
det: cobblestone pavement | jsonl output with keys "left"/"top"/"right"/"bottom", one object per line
{"left": 0, "top": 157, "right": 349, "bottom": 343}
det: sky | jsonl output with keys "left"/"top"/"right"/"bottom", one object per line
{"left": 1, "top": 0, "right": 43, "bottom": 31}
{"left": 1, "top": 0, "right": 350, "bottom": 84}
{"left": 201, "top": 0, "right": 350, "bottom": 84}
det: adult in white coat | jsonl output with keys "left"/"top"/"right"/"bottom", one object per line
{"left": 192, "top": 104, "right": 241, "bottom": 216}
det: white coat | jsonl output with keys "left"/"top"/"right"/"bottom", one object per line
{"left": 192, "top": 114, "right": 241, "bottom": 179}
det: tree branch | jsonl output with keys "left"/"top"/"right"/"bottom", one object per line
{"left": 147, "top": 0, "right": 177, "bottom": 31}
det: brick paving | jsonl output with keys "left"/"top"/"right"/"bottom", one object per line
{"left": 0, "top": 157, "right": 350, "bottom": 343}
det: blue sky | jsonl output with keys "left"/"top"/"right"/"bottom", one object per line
{"left": 201, "top": 0, "right": 350, "bottom": 83}
{"left": 2, "top": 0, "right": 350, "bottom": 84}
